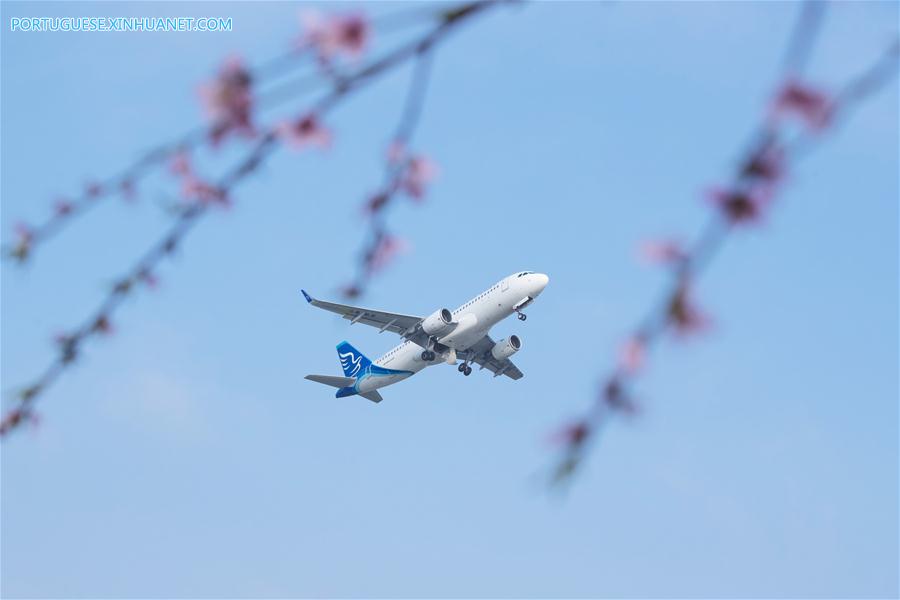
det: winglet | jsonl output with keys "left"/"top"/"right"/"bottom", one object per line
{"left": 301, "top": 289, "right": 313, "bottom": 303}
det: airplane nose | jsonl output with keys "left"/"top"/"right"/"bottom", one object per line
{"left": 533, "top": 273, "right": 549, "bottom": 293}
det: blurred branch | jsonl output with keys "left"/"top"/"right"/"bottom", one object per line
{"left": 781, "top": 0, "right": 826, "bottom": 76}
{"left": 1, "top": 0, "right": 504, "bottom": 438}
{"left": 1, "top": 3, "right": 490, "bottom": 265}
{"left": 549, "top": 4, "right": 899, "bottom": 486}
{"left": 343, "top": 45, "right": 438, "bottom": 298}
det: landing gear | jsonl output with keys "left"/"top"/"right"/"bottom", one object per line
{"left": 421, "top": 350, "right": 436, "bottom": 361}
{"left": 517, "top": 312, "right": 527, "bottom": 321}
{"left": 457, "top": 363, "right": 473, "bottom": 375}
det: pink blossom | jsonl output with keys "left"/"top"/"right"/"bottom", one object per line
{"left": 741, "top": 144, "right": 786, "bottom": 184}
{"left": 400, "top": 155, "right": 438, "bottom": 200}
{"left": 0, "top": 409, "right": 25, "bottom": 435}
{"left": 639, "top": 239, "right": 687, "bottom": 266}
{"left": 200, "top": 57, "right": 255, "bottom": 145}
{"left": 707, "top": 185, "right": 775, "bottom": 226}
{"left": 10, "top": 223, "right": 32, "bottom": 261}
{"left": 13, "top": 223, "right": 33, "bottom": 246}
{"left": 0, "top": 407, "right": 37, "bottom": 436}
{"left": 341, "top": 284, "right": 363, "bottom": 299}
{"left": 53, "top": 199, "right": 74, "bottom": 216}
{"left": 85, "top": 181, "right": 103, "bottom": 198}
{"left": 278, "top": 114, "right": 333, "bottom": 149}
{"left": 137, "top": 268, "right": 159, "bottom": 289}
{"left": 618, "top": 336, "right": 646, "bottom": 374}
{"left": 771, "top": 79, "right": 834, "bottom": 130}
{"left": 365, "top": 235, "right": 409, "bottom": 274}
{"left": 365, "top": 191, "right": 391, "bottom": 215}
{"left": 666, "top": 284, "right": 710, "bottom": 336}
{"left": 299, "top": 11, "right": 371, "bottom": 61}
{"left": 181, "top": 177, "right": 230, "bottom": 208}
{"left": 548, "top": 420, "right": 591, "bottom": 447}
{"left": 92, "top": 315, "right": 113, "bottom": 335}
{"left": 169, "top": 151, "right": 193, "bottom": 177}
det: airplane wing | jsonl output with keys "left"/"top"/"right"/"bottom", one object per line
{"left": 301, "top": 289, "right": 431, "bottom": 348}
{"left": 458, "top": 335, "right": 524, "bottom": 380}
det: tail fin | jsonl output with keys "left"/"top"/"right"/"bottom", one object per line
{"left": 336, "top": 340, "right": 371, "bottom": 378}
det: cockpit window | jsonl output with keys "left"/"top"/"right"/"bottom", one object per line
{"left": 516, "top": 271, "right": 534, "bottom": 278}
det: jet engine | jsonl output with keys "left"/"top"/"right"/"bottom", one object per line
{"left": 491, "top": 335, "right": 522, "bottom": 360}
{"left": 421, "top": 308, "right": 454, "bottom": 336}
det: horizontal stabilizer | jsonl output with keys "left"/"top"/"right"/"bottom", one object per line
{"left": 305, "top": 374, "right": 356, "bottom": 388}
{"left": 359, "top": 390, "right": 383, "bottom": 403}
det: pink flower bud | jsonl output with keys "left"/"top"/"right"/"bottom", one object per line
{"left": 666, "top": 284, "right": 710, "bottom": 336}
{"left": 400, "top": 155, "right": 438, "bottom": 200}
{"left": 548, "top": 421, "right": 591, "bottom": 447}
{"left": 53, "top": 199, "right": 74, "bottom": 216}
{"left": 771, "top": 79, "right": 834, "bottom": 130}
{"left": 341, "top": 284, "right": 362, "bottom": 299}
{"left": 92, "top": 315, "right": 113, "bottom": 335}
{"left": 365, "top": 235, "right": 409, "bottom": 274}
{"left": 639, "top": 239, "right": 687, "bottom": 266}
{"left": 181, "top": 177, "right": 230, "bottom": 208}
{"left": 365, "top": 192, "right": 390, "bottom": 214}
{"left": 169, "top": 151, "right": 193, "bottom": 177}
{"left": 299, "top": 11, "right": 371, "bottom": 62}
{"left": 619, "top": 336, "right": 646, "bottom": 374}
{"left": 706, "top": 185, "right": 774, "bottom": 226}
{"left": 85, "top": 181, "right": 103, "bottom": 198}
{"left": 278, "top": 114, "right": 333, "bottom": 149}
{"left": 199, "top": 57, "right": 255, "bottom": 146}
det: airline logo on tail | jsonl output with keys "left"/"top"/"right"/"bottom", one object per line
{"left": 339, "top": 351, "right": 363, "bottom": 377}
{"left": 336, "top": 341, "right": 372, "bottom": 378}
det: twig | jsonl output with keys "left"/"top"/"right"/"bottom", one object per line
{"left": 549, "top": 4, "right": 899, "bottom": 485}
{"left": 1, "top": 0, "right": 503, "bottom": 437}
{"left": 1, "top": 3, "right": 479, "bottom": 265}
{"left": 343, "top": 45, "right": 438, "bottom": 298}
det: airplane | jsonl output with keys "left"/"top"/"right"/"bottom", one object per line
{"left": 302, "top": 271, "right": 550, "bottom": 402}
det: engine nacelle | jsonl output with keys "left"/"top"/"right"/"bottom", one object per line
{"left": 491, "top": 335, "right": 522, "bottom": 360}
{"left": 422, "top": 308, "right": 454, "bottom": 336}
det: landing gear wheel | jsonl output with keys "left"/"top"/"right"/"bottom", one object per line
{"left": 464, "top": 365, "right": 472, "bottom": 376}
{"left": 517, "top": 312, "right": 527, "bottom": 321}
{"left": 421, "top": 350, "right": 436, "bottom": 361}
{"left": 458, "top": 363, "right": 466, "bottom": 373}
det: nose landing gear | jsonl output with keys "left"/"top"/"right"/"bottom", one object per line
{"left": 516, "top": 311, "right": 527, "bottom": 321}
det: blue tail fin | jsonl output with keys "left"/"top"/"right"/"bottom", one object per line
{"left": 336, "top": 341, "right": 371, "bottom": 378}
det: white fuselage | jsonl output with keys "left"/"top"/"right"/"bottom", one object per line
{"left": 355, "top": 272, "right": 549, "bottom": 393}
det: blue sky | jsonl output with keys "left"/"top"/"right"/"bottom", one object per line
{"left": 1, "top": 1, "right": 897, "bottom": 598}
